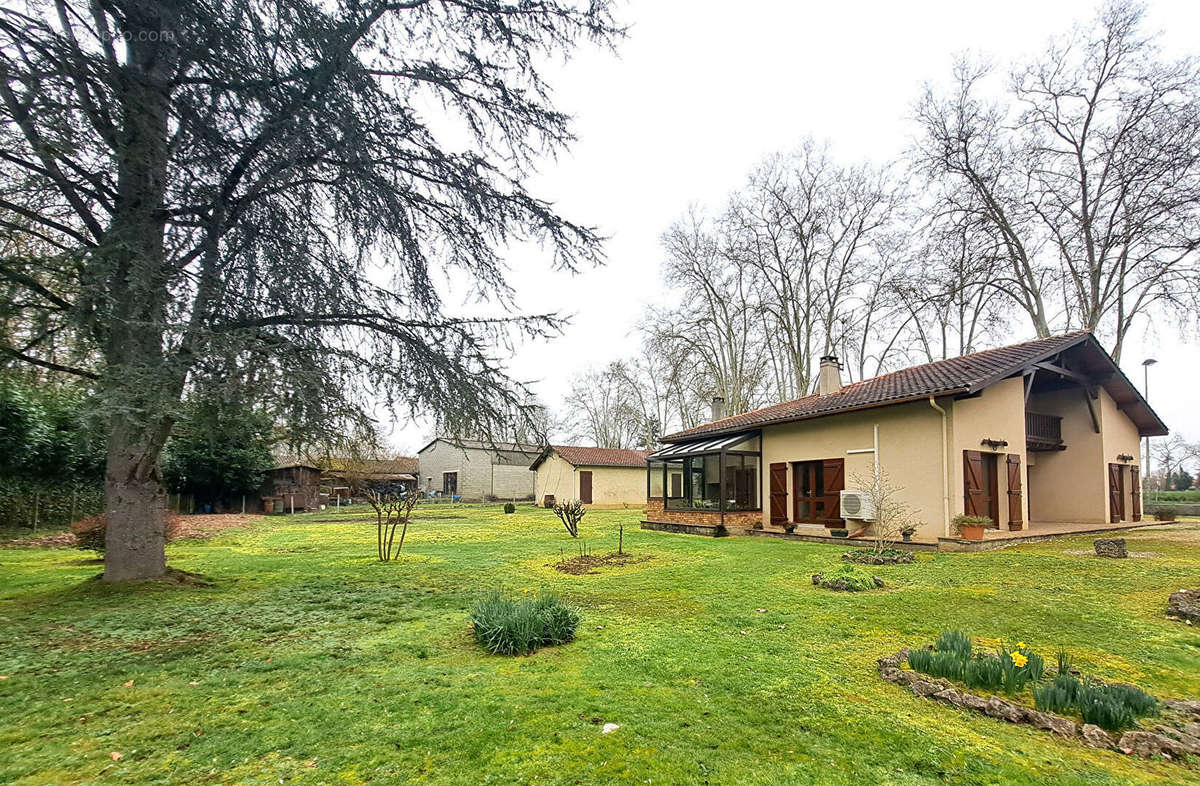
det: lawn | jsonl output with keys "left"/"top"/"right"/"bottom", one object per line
{"left": 1, "top": 505, "right": 1198, "bottom": 785}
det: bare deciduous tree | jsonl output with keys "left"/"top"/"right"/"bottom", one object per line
{"left": 552, "top": 498, "right": 585, "bottom": 538}
{"left": 366, "top": 489, "right": 418, "bottom": 562}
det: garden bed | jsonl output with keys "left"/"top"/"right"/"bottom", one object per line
{"left": 551, "top": 551, "right": 652, "bottom": 575}
{"left": 878, "top": 632, "right": 1200, "bottom": 760}
{"left": 842, "top": 548, "right": 915, "bottom": 565}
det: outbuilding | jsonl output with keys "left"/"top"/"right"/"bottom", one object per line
{"left": 531, "top": 445, "right": 649, "bottom": 508}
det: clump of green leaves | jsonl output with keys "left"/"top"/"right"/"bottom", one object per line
{"left": 470, "top": 592, "right": 581, "bottom": 655}
{"left": 1034, "top": 672, "right": 1081, "bottom": 714}
{"left": 812, "top": 564, "right": 882, "bottom": 592}
{"left": 964, "top": 655, "right": 1006, "bottom": 692}
{"left": 935, "top": 630, "right": 971, "bottom": 659}
{"left": 503, "top": 502, "right": 516, "bottom": 514}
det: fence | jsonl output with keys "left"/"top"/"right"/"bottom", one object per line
{"left": 0, "top": 481, "right": 104, "bottom": 533}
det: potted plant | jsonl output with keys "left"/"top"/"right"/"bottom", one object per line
{"left": 1154, "top": 507, "right": 1177, "bottom": 522}
{"left": 900, "top": 525, "right": 916, "bottom": 542}
{"left": 952, "top": 514, "right": 992, "bottom": 541}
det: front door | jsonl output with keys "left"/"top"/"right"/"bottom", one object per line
{"left": 1108, "top": 463, "right": 1125, "bottom": 522}
{"left": 963, "top": 450, "right": 999, "bottom": 527}
{"left": 443, "top": 472, "right": 458, "bottom": 496}
{"left": 579, "top": 470, "right": 593, "bottom": 504}
{"left": 769, "top": 462, "right": 788, "bottom": 526}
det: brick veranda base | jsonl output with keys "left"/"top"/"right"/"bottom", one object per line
{"left": 642, "top": 498, "right": 761, "bottom": 535}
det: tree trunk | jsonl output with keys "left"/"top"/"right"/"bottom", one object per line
{"left": 103, "top": 429, "right": 168, "bottom": 581}
{"left": 97, "top": 5, "right": 180, "bottom": 582}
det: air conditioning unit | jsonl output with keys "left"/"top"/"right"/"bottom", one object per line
{"left": 840, "top": 489, "right": 876, "bottom": 521}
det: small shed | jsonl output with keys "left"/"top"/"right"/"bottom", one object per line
{"left": 261, "top": 461, "right": 324, "bottom": 513}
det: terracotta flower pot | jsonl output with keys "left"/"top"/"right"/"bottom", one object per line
{"left": 958, "top": 524, "right": 985, "bottom": 541}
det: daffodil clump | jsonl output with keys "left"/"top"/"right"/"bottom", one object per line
{"left": 907, "top": 631, "right": 1045, "bottom": 696}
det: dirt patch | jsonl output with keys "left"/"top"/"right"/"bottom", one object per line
{"left": 551, "top": 552, "right": 653, "bottom": 575}
{"left": 172, "top": 514, "right": 262, "bottom": 540}
{"left": 1, "top": 531, "right": 77, "bottom": 549}
{"left": 1062, "top": 549, "right": 1158, "bottom": 558}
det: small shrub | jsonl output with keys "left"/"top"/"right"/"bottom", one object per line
{"left": 503, "top": 502, "right": 516, "bottom": 514}
{"left": 812, "top": 564, "right": 882, "bottom": 592}
{"left": 935, "top": 630, "right": 972, "bottom": 660}
{"left": 470, "top": 591, "right": 581, "bottom": 656}
{"left": 1153, "top": 507, "right": 1176, "bottom": 521}
{"left": 951, "top": 514, "right": 993, "bottom": 534}
{"left": 71, "top": 514, "right": 108, "bottom": 553}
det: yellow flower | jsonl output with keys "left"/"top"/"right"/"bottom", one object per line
{"left": 1016, "top": 641, "right": 1027, "bottom": 650}
{"left": 1011, "top": 652, "right": 1028, "bottom": 668}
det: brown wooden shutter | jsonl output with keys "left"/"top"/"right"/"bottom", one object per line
{"left": 1006, "top": 454, "right": 1023, "bottom": 529}
{"left": 1130, "top": 467, "right": 1141, "bottom": 522}
{"left": 963, "top": 450, "right": 985, "bottom": 517}
{"left": 1107, "top": 463, "right": 1122, "bottom": 522}
{"left": 822, "top": 458, "right": 844, "bottom": 527}
{"left": 769, "top": 462, "right": 788, "bottom": 526}
{"left": 579, "top": 471, "right": 593, "bottom": 504}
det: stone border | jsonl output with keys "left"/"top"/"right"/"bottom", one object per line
{"left": 877, "top": 649, "right": 1200, "bottom": 761}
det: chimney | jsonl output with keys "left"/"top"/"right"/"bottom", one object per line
{"left": 710, "top": 396, "right": 725, "bottom": 422}
{"left": 818, "top": 355, "right": 842, "bottom": 396}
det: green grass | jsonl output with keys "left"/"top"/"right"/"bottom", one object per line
{"left": 1, "top": 504, "right": 1198, "bottom": 784}
{"left": 1147, "top": 489, "right": 1200, "bottom": 503}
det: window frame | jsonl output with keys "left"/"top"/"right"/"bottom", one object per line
{"left": 648, "top": 431, "right": 762, "bottom": 513}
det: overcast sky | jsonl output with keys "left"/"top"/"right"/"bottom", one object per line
{"left": 387, "top": 0, "right": 1200, "bottom": 455}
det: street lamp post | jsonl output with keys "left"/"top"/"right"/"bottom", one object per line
{"left": 1142, "top": 358, "right": 1157, "bottom": 497}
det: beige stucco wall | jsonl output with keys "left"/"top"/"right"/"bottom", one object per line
{"left": 534, "top": 454, "right": 575, "bottom": 506}
{"left": 761, "top": 400, "right": 948, "bottom": 541}
{"left": 534, "top": 454, "right": 647, "bottom": 508}
{"left": 948, "top": 376, "right": 1028, "bottom": 528}
{"left": 1025, "top": 387, "right": 1105, "bottom": 522}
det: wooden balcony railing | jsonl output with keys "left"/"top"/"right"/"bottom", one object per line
{"left": 1026, "top": 412, "right": 1064, "bottom": 451}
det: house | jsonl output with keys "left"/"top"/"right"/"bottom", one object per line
{"left": 644, "top": 332, "right": 1167, "bottom": 542}
{"left": 531, "top": 446, "right": 649, "bottom": 508}
{"left": 260, "top": 460, "right": 325, "bottom": 513}
{"left": 416, "top": 438, "right": 541, "bottom": 501}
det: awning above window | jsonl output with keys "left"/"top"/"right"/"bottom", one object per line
{"left": 647, "top": 432, "right": 759, "bottom": 460}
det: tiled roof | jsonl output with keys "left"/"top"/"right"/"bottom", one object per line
{"left": 664, "top": 332, "right": 1095, "bottom": 442}
{"left": 418, "top": 437, "right": 542, "bottom": 455}
{"left": 538, "top": 445, "right": 649, "bottom": 469}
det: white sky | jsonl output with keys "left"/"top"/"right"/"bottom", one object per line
{"left": 386, "top": 0, "right": 1200, "bottom": 454}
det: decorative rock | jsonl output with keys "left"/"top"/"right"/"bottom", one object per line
{"left": 933, "top": 688, "right": 964, "bottom": 707}
{"left": 1093, "top": 537, "right": 1127, "bottom": 558}
{"left": 1185, "top": 722, "right": 1200, "bottom": 739}
{"left": 891, "top": 670, "right": 917, "bottom": 686}
{"left": 879, "top": 667, "right": 902, "bottom": 682}
{"left": 1081, "top": 724, "right": 1114, "bottom": 749}
{"left": 960, "top": 693, "right": 989, "bottom": 712}
{"left": 1165, "top": 698, "right": 1200, "bottom": 718}
{"left": 1046, "top": 716, "right": 1077, "bottom": 737}
{"left": 984, "top": 697, "right": 1025, "bottom": 723}
{"left": 1167, "top": 589, "right": 1200, "bottom": 624}
{"left": 601, "top": 723, "right": 620, "bottom": 734}
{"left": 1118, "top": 730, "right": 1194, "bottom": 758}
{"left": 1156, "top": 725, "right": 1200, "bottom": 754}
{"left": 910, "top": 679, "right": 945, "bottom": 697}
